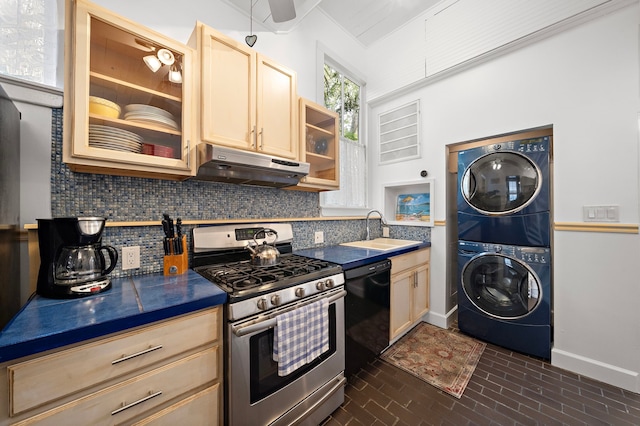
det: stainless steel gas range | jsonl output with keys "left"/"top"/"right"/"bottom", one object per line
{"left": 192, "top": 223, "right": 346, "bottom": 426}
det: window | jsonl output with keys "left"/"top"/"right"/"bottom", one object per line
{"left": 0, "top": 0, "right": 63, "bottom": 88}
{"left": 320, "top": 60, "right": 367, "bottom": 212}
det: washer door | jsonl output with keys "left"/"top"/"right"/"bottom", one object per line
{"left": 461, "top": 253, "right": 541, "bottom": 319}
{"left": 460, "top": 151, "right": 541, "bottom": 215}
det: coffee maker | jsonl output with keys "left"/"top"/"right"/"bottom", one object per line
{"left": 37, "top": 217, "right": 118, "bottom": 298}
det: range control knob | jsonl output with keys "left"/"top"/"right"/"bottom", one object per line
{"left": 295, "top": 287, "right": 306, "bottom": 298}
{"left": 325, "top": 279, "right": 335, "bottom": 289}
{"left": 271, "top": 294, "right": 281, "bottom": 306}
{"left": 316, "top": 281, "right": 325, "bottom": 291}
{"left": 257, "top": 298, "right": 268, "bottom": 310}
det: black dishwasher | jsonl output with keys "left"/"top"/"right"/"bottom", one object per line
{"left": 344, "top": 259, "right": 392, "bottom": 376}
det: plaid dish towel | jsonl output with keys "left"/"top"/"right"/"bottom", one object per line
{"left": 306, "top": 299, "right": 329, "bottom": 362}
{"left": 273, "top": 306, "right": 308, "bottom": 376}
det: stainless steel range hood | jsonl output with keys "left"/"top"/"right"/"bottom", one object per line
{"left": 193, "top": 144, "right": 310, "bottom": 188}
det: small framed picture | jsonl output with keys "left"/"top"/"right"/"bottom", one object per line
{"left": 396, "top": 193, "right": 430, "bottom": 223}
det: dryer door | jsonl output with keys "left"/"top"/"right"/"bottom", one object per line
{"left": 461, "top": 253, "right": 541, "bottom": 319}
{"left": 460, "top": 151, "right": 541, "bottom": 215}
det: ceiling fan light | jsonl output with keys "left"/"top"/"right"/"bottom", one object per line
{"left": 268, "top": 0, "right": 296, "bottom": 23}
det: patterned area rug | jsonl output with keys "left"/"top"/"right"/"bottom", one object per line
{"left": 381, "top": 322, "right": 486, "bottom": 398}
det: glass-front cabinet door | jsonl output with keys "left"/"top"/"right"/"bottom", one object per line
{"left": 295, "top": 98, "right": 339, "bottom": 191}
{"left": 63, "top": 0, "right": 194, "bottom": 179}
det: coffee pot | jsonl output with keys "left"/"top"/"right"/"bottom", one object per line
{"left": 54, "top": 244, "right": 117, "bottom": 287}
{"left": 37, "top": 217, "right": 118, "bottom": 298}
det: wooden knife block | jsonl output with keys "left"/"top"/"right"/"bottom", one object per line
{"left": 163, "top": 235, "right": 188, "bottom": 275}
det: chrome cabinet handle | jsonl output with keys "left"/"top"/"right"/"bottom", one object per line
{"left": 111, "top": 345, "right": 163, "bottom": 365}
{"left": 251, "top": 125, "right": 256, "bottom": 148}
{"left": 259, "top": 127, "right": 264, "bottom": 149}
{"left": 184, "top": 139, "right": 190, "bottom": 167}
{"left": 111, "top": 390, "right": 162, "bottom": 415}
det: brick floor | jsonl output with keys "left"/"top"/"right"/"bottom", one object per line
{"left": 321, "top": 330, "right": 640, "bottom": 425}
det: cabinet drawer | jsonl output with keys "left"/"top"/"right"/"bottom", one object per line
{"left": 390, "top": 248, "right": 430, "bottom": 275}
{"left": 12, "top": 347, "right": 218, "bottom": 426}
{"left": 9, "top": 308, "right": 219, "bottom": 416}
{"left": 132, "top": 384, "right": 220, "bottom": 426}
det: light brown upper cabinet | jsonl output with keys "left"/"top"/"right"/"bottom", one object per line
{"left": 291, "top": 98, "right": 340, "bottom": 191}
{"left": 189, "top": 23, "right": 298, "bottom": 160}
{"left": 63, "top": 0, "right": 195, "bottom": 180}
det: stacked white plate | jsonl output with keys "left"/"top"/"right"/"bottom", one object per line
{"left": 123, "top": 104, "right": 179, "bottom": 130}
{"left": 88, "top": 124, "right": 143, "bottom": 153}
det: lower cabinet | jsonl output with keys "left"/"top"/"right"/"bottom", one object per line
{"left": 0, "top": 307, "right": 222, "bottom": 425}
{"left": 389, "top": 248, "right": 430, "bottom": 341}
{"left": 131, "top": 385, "right": 219, "bottom": 426}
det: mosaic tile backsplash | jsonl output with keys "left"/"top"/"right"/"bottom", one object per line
{"left": 49, "top": 109, "right": 430, "bottom": 277}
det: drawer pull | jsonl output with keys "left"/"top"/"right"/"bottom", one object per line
{"left": 112, "top": 345, "right": 163, "bottom": 365}
{"left": 111, "top": 390, "right": 163, "bottom": 415}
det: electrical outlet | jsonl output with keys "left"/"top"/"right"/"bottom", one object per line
{"left": 122, "top": 246, "right": 140, "bottom": 270}
{"left": 314, "top": 231, "right": 324, "bottom": 244}
{"left": 382, "top": 226, "right": 390, "bottom": 238}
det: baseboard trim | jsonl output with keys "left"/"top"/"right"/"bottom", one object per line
{"left": 425, "top": 306, "right": 458, "bottom": 330}
{"left": 552, "top": 348, "right": 639, "bottom": 393}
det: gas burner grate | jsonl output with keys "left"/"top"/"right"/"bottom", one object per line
{"left": 230, "top": 276, "right": 262, "bottom": 289}
{"left": 198, "top": 254, "right": 335, "bottom": 292}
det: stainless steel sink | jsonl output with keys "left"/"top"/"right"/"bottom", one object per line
{"left": 339, "top": 238, "right": 422, "bottom": 251}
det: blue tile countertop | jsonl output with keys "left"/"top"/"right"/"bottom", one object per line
{"left": 295, "top": 241, "right": 431, "bottom": 270}
{"left": 0, "top": 270, "right": 226, "bottom": 363}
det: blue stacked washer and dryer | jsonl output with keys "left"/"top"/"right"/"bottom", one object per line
{"left": 456, "top": 135, "right": 552, "bottom": 360}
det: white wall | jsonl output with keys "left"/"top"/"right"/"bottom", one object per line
{"left": 366, "top": 3, "right": 640, "bottom": 392}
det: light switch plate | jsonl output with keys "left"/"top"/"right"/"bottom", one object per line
{"left": 582, "top": 205, "right": 619, "bottom": 222}
{"left": 314, "top": 231, "right": 324, "bottom": 244}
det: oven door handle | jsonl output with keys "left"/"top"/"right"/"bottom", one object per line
{"left": 232, "top": 289, "right": 346, "bottom": 337}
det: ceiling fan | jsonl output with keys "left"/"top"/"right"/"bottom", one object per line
{"left": 268, "top": 0, "right": 296, "bottom": 23}
{"left": 245, "top": 0, "right": 298, "bottom": 47}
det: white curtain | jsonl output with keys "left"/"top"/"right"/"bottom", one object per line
{"left": 321, "top": 138, "right": 367, "bottom": 208}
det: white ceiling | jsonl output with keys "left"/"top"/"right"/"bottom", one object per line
{"left": 221, "top": 0, "right": 442, "bottom": 47}
{"left": 319, "top": 0, "right": 441, "bottom": 46}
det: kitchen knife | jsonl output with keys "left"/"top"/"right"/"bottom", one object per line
{"left": 161, "top": 218, "right": 171, "bottom": 238}
{"left": 163, "top": 213, "right": 175, "bottom": 238}
{"left": 176, "top": 218, "right": 183, "bottom": 254}
{"left": 162, "top": 215, "right": 174, "bottom": 255}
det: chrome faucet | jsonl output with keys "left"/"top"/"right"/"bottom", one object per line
{"left": 366, "top": 210, "right": 388, "bottom": 240}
